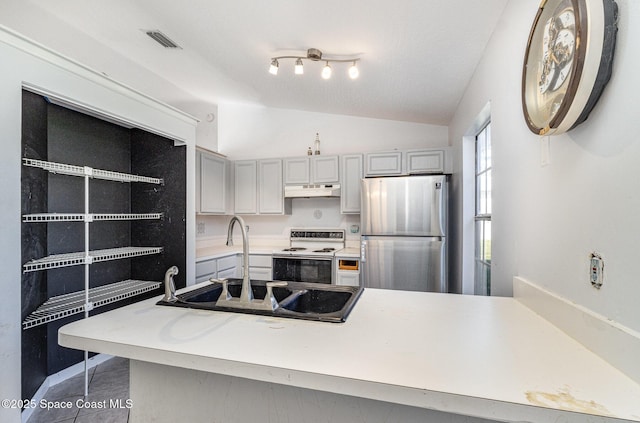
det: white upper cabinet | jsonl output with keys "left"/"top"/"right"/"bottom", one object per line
{"left": 235, "top": 159, "right": 290, "bottom": 215}
{"left": 340, "top": 154, "right": 363, "bottom": 214}
{"left": 258, "top": 159, "right": 288, "bottom": 214}
{"left": 197, "top": 150, "right": 231, "bottom": 214}
{"left": 284, "top": 157, "right": 310, "bottom": 184}
{"left": 285, "top": 155, "right": 339, "bottom": 185}
{"left": 234, "top": 160, "right": 258, "bottom": 214}
{"left": 406, "top": 149, "right": 445, "bottom": 174}
{"left": 311, "top": 155, "right": 339, "bottom": 184}
{"left": 365, "top": 149, "right": 449, "bottom": 177}
{"left": 364, "top": 151, "right": 403, "bottom": 176}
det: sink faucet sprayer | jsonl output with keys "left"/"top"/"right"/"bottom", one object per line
{"left": 163, "top": 266, "right": 179, "bottom": 302}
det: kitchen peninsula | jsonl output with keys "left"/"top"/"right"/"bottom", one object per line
{"left": 58, "top": 281, "right": 640, "bottom": 423}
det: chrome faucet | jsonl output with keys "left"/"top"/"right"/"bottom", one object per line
{"left": 214, "top": 215, "right": 287, "bottom": 311}
{"left": 163, "top": 266, "right": 179, "bottom": 302}
{"left": 226, "top": 215, "right": 252, "bottom": 303}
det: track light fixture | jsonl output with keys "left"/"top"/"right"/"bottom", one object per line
{"left": 269, "top": 48, "right": 360, "bottom": 79}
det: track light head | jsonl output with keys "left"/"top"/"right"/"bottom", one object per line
{"left": 269, "top": 58, "right": 279, "bottom": 75}
{"left": 321, "top": 62, "right": 332, "bottom": 79}
{"left": 348, "top": 62, "right": 359, "bottom": 79}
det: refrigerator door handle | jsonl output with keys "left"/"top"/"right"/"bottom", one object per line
{"left": 360, "top": 240, "right": 366, "bottom": 262}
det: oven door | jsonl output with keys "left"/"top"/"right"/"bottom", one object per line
{"left": 272, "top": 256, "right": 333, "bottom": 284}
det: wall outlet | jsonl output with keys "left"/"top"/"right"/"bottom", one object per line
{"left": 590, "top": 252, "right": 604, "bottom": 289}
{"left": 197, "top": 222, "right": 205, "bottom": 234}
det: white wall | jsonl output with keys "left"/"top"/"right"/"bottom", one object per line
{"left": 217, "top": 103, "right": 448, "bottom": 159}
{"left": 450, "top": 0, "right": 640, "bottom": 332}
{"left": 0, "top": 27, "right": 197, "bottom": 423}
{"left": 201, "top": 104, "right": 449, "bottom": 247}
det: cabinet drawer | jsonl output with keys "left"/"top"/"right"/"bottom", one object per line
{"left": 249, "top": 254, "right": 272, "bottom": 268}
{"left": 249, "top": 267, "right": 272, "bottom": 281}
{"left": 195, "top": 260, "right": 216, "bottom": 278}
{"left": 217, "top": 255, "right": 238, "bottom": 271}
{"left": 217, "top": 267, "right": 237, "bottom": 279}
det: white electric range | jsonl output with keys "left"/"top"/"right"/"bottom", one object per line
{"left": 272, "top": 229, "right": 345, "bottom": 284}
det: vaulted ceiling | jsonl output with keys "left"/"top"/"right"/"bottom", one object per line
{"left": 1, "top": 0, "right": 509, "bottom": 125}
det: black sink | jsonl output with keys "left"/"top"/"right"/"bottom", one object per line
{"left": 157, "top": 279, "right": 363, "bottom": 323}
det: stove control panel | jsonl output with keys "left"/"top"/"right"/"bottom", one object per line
{"left": 290, "top": 230, "right": 345, "bottom": 240}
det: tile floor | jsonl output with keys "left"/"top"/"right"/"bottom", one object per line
{"left": 27, "top": 357, "right": 130, "bottom": 423}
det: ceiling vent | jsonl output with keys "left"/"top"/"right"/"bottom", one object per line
{"left": 145, "top": 30, "right": 182, "bottom": 49}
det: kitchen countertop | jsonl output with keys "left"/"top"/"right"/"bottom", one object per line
{"left": 58, "top": 283, "right": 640, "bottom": 422}
{"left": 335, "top": 247, "right": 359, "bottom": 258}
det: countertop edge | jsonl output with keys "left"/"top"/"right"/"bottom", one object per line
{"left": 58, "top": 330, "right": 612, "bottom": 423}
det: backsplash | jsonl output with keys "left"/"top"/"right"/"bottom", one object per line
{"left": 196, "top": 197, "right": 360, "bottom": 246}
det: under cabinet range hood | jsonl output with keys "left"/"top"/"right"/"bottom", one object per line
{"left": 284, "top": 184, "right": 341, "bottom": 198}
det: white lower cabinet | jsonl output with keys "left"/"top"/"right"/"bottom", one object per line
{"left": 335, "top": 257, "right": 360, "bottom": 286}
{"left": 248, "top": 254, "right": 273, "bottom": 281}
{"left": 195, "top": 259, "right": 217, "bottom": 284}
{"left": 195, "top": 254, "right": 239, "bottom": 283}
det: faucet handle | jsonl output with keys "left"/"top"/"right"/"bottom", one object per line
{"left": 210, "top": 278, "right": 230, "bottom": 300}
{"left": 264, "top": 281, "right": 288, "bottom": 311}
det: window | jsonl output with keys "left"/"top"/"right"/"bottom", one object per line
{"left": 475, "top": 122, "right": 492, "bottom": 295}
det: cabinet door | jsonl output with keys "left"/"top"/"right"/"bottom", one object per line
{"left": 195, "top": 259, "right": 217, "bottom": 283}
{"left": 234, "top": 160, "right": 257, "bottom": 214}
{"left": 200, "top": 152, "right": 228, "bottom": 214}
{"left": 406, "top": 150, "right": 444, "bottom": 174}
{"left": 336, "top": 271, "right": 360, "bottom": 286}
{"left": 258, "top": 159, "right": 284, "bottom": 214}
{"left": 284, "top": 157, "right": 310, "bottom": 184}
{"left": 364, "top": 152, "right": 403, "bottom": 176}
{"left": 311, "top": 155, "right": 339, "bottom": 184}
{"left": 340, "top": 154, "right": 363, "bottom": 214}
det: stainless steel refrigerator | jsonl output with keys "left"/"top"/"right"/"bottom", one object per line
{"left": 360, "top": 175, "right": 447, "bottom": 292}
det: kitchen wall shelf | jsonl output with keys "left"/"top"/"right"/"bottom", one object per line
{"left": 20, "top": 93, "right": 186, "bottom": 402}
{"left": 22, "top": 213, "right": 163, "bottom": 223}
{"left": 22, "top": 154, "right": 166, "bottom": 396}
{"left": 23, "top": 246, "right": 163, "bottom": 273}
{"left": 22, "top": 158, "right": 164, "bottom": 185}
{"left": 22, "top": 279, "right": 161, "bottom": 330}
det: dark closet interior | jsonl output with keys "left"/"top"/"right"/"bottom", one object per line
{"left": 21, "top": 90, "right": 187, "bottom": 400}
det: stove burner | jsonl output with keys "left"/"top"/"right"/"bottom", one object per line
{"left": 313, "top": 248, "right": 336, "bottom": 253}
{"left": 282, "top": 247, "right": 307, "bottom": 252}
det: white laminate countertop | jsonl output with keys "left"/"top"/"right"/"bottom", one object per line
{"left": 58, "top": 285, "right": 640, "bottom": 422}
